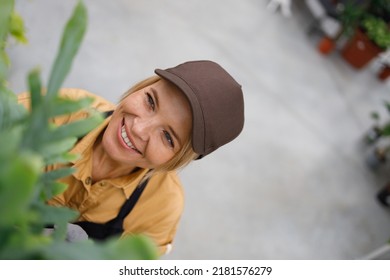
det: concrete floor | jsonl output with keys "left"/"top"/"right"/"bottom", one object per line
{"left": 8, "top": 0, "right": 390, "bottom": 259}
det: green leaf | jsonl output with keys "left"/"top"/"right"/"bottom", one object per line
{"left": 0, "top": 51, "right": 10, "bottom": 84}
{"left": 43, "top": 181, "right": 68, "bottom": 200}
{"left": 46, "top": 1, "right": 87, "bottom": 99}
{"left": 0, "top": 230, "right": 52, "bottom": 260}
{"left": 0, "top": 87, "right": 27, "bottom": 130}
{"left": 48, "top": 111, "right": 103, "bottom": 141}
{"left": 27, "top": 68, "right": 43, "bottom": 112}
{"left": 9, "top": 12, "right": 27, "bottom": 44}
{"left": 45, "top": 152, "right": 79, "bottom": 166}
{"left": 41, "top": 235, "right": 158, "bottom": 260}
{"left": 42, "top": 167, "right": 76, "bottom": 182}
{"left": 31, "top": 203, "right": 78, "bottom": 229}
{"left": 39, "top": 137, "right": 77, "bottom": 160}
{"left": 362, "top": 15, "right": 390, "bottom": 49}
{"left": 48, "top": 96, "right": 94, "bottom": 117}
{"left": 52, "top": 181, "right": 68, "bottom": 196}
{"left": 381, "top": 123, "right": 390, "bottom": 136}
{"left": 0, "top": 0, "right": 14, "bottom": 83}
{"left": 370, "top": 111, "right": 380, "bottom": 120}
{"left": 0, "top": 125, "right": 22, "bottom": 157}
{"left": 104, "top": 235, "right": 158, "bottom": 260}
{"left": 0, "top": 0, "right": 14, "bottom": 43}
{"left": 0, "top": 151, "right": 43, "bottom": 225}
{"left": 42, "top": 240, "right": 106, "bottom": 260}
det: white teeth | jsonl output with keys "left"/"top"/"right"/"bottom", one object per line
{"left": 121, "top": 125, "right": 136, "bottom": 150}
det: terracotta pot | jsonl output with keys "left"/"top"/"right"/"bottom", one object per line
{"left": 378, "top": 65, "right": 390, "bottom": 81}
{"left": 318, "top": 36, "right": 335, "bottom": 55}
{"left": 341, "top": 28, "right": 384, "bottom": 69}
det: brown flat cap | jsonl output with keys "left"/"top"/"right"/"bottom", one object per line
{"left": 155, "top": 60, "right": 244, "bottom": 158}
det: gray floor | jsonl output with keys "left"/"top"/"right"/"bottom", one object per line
{"left": 8, "top": 0, "right": 390, "bottom": 259}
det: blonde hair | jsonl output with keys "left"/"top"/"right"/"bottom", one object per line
{"left": 120, "top": 76, "right": 199, "bottom": 178}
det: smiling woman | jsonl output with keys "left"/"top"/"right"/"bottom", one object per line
{"left": 18, "top": 60, "right": 245, "bottom": 256}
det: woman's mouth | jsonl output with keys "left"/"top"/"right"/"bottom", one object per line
{"left": 119, "top": 119, "right": 142, "bottom": 154}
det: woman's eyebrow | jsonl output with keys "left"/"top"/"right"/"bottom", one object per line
{"left": 150, "top": 87, "right": 159, "bottom": 109}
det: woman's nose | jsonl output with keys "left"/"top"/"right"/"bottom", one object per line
{"left": 132, "top": 116, "right": 154, "bottom": 142}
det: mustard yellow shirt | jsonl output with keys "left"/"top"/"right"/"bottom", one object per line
{"left": 18, "top": 89, "right": 184, "bottom": 255}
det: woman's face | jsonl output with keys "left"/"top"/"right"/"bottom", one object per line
{"left": 102, "top": 79, "right": 192, "bottom": 169}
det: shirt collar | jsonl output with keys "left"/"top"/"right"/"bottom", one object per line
{"left": 111, "top": 168, "right": 150, "bottom": 198}
{"left": 70, "top": 117, "right": 111, "bottom": 163}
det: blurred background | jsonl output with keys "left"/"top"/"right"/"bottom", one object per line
{"left": 8, "top": 0, "right": 390, "bottom": 259}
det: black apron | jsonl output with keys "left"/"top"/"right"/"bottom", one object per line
{"left": 74, "top": 177, "right": 149, "bottom": 240}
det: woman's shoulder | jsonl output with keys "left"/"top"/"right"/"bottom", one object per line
{"left": 17, "top": 88, "right": 116, "bottom": 127}
{"left": 59, "top": 88, "right": 116, "bottom": 112}
{"left": 17, "top": 88, "right": 115, "bottom": 111}
{"left": 148, "top": 171, "right": 185, "bottom": 199}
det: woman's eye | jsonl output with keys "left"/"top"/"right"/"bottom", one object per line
{"left": 163, "top": 130, "right": 174, "bottom": 148}
{"left": 147, "top": 93, "right": 155, "bottom": 111}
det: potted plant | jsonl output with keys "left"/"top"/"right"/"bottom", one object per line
{"left": 339, "top": 0, "right": 390, "bottom": 69}
{"left": 315, "top": 1, "right": 365, "bottom": 56}
{"left": 362, "top": 15, "right": 390, "bottom": 49}
{"left": 363, "top": 15, "right": 390, "bottom": 79}
{"left": 341, "top": 14, "right": 390, "bottom": 69}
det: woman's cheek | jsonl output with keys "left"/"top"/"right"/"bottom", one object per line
{"left": 147, "top": 145, "right": 175, "bottom": 166}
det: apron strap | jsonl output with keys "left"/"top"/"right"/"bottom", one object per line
{"left": 116, "top": 178, "right": 149, "bottom": 220}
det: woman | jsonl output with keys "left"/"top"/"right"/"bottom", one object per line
{"left": 18, "top": 60, "right": 245, "bottom": 255}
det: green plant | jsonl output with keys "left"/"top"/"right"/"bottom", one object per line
{"left": 365, "top": 101, "right": 390, "bottom": 144}
{"left": 362, "top": 15, "right": 390, "bottom": 49}
{"left": 339, "top": 1, "right": 366, "bottom": 38}
{"left": 338, "top": 1, "right": 390, "bottom": 49}
{"left": 0, "top": 1, "right": 27, "bottom": 80}
{"left": 0, "top": 0, "right": 157, "bottom": 259}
